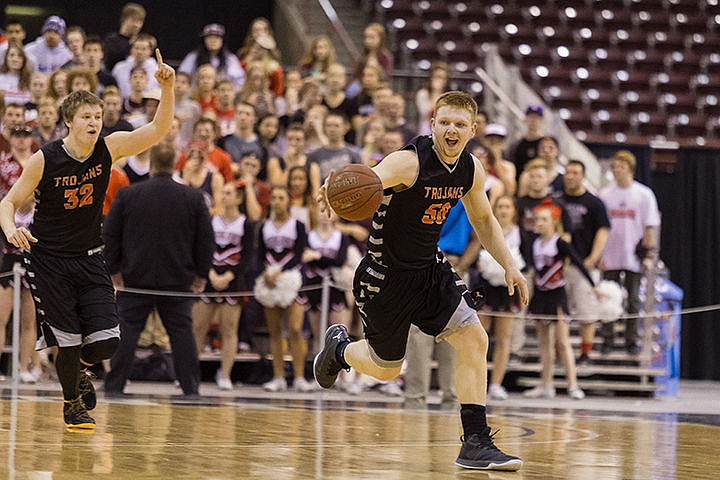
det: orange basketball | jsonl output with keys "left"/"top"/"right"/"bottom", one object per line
{"left": 326, "top": 164, "right": 384, "bottom": 221}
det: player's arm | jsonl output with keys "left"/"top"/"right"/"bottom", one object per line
{"left": 463, "top": 156, "right": 529, "bottom": 304}
{"left": 0, "top": 151, "right": 45, "bottom": 249}
{"left": 105, "top": 49, "right": 175, "bottom": 161}
{"left": 316, "top": 150, "right": 419, "bottom": 217}
{"left": 370, "top": 150, "right": 419, "bottom": 190}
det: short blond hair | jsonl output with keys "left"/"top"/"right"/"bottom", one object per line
{"left": 62, "top": 90, "right": 103, "bottom": 123}
{"left": 434, "top": 91, "right": 477, "bottom": 121}
{"left": 524, "top": 158, "right": 549, "bottom": 173}
{"left": 611, "top": 150, "right": 636, "bottom": 173}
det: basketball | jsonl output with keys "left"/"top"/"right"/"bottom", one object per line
{"left": 326, "top": 164, "right": 383, "bottom": 221}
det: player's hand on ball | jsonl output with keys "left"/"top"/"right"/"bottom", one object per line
{"left": 316, "top": 175, "right": 332, "bottom": 218}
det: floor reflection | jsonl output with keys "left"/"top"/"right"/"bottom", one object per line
{"left": 0, "top": 396, "right": 718, "bottom": 479}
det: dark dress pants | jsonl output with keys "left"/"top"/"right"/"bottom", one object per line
{"left": 104, "top": 292, "right": 200, "bottom": 395}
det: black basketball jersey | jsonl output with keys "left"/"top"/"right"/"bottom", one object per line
{"left": 31, "top": 138, "right": 112, "bottom": 256}
{"left": 367, "top": 135, "right": 475, "bottom": 269}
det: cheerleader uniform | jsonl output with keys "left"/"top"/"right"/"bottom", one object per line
{"left": 201, "top": 214, "right": 254, "bottom": 305}
{"left": 479, "top": 225, "right": 523, "bottom": 314}
{"left": 256, "top": 216, "right": 307, "bottom": 305}
{"left": 177, "top": 169, "right": 215, "bottom": 210}
{"left": 299, "top": 229, "right": 350, "bottom": 312}
{"left": 0, "top": 209, "right": 34, "bottom": 289}
{"left": 527, "top": 234, "right": 594, "bottom": 322}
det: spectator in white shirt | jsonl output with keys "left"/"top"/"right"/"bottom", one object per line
{"left": 111, "top": 33, "right": 159, "bottom": 98}
{"left": 24, "top": 16, "right": 72, "bottom": 73}
{"left": 599, "top": 150, "right": 661, "bottom": 355}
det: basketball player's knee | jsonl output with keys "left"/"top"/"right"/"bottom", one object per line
{"left": 81, "top": 337, "right": 119, "bottom": 364}
{"left": 455, "top": 325, "right": 488, "bottom": 361}
{"left": 373, "top": 365, "right": 402, "bottom": 381}
{"left": 468, "top": 325, "right": 489, "bottom": 353}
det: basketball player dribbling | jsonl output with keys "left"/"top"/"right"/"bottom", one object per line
{"left": 314, "top": 91, "right": 529, "bottom": 470}
{"left": 0, "top": 49, "right": 175, "bottom": 430}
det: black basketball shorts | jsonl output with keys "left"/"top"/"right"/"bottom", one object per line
{"left": 24, "top": 249, "right": 120, "bottom": 349}
{"left": 352, "top": 252, "right": 481, "bottom": 368}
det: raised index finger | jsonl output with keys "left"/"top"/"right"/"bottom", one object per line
{"left": 155, "top": 48, "right": 163, "bottom": 65}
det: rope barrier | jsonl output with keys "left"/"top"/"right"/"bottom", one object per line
{"left": 115, "top": 283, "right": 325, "bottom": 298}
{"left": 3, "top": 269, "right": 718, "bottom": 321}
{"left": 478, "top": 302, "right": 720, "bottom": 322}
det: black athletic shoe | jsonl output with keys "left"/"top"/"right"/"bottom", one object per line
{"left": 455, "top": 427, "right": 523, "bottom": 471}
{"left": 577, "top": 353, "right": 592, "bottom": 366}
{"left": 79, "top": 369, "right": 97, "bottom": 410}
{"left": 64, "top": 397, "right": 96, "bottom": 431}
{"left": 313, "top": 324, "right": 350, "bottom": 389}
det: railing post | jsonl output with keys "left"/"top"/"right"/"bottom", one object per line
{"left": 11, "top": 262, "right": 23, "bottom": 391}
{"left": 319, "top": 276, "right": 331, "bottom": 344}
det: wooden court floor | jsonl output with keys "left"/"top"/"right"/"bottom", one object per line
{"left": 1, "top": 390, "right": 719, "bottom": 480}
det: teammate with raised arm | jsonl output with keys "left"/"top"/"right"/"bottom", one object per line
{"left": 314, "top": 91, "right": 528, "bottom": 471}
{"left": 0, "top": 49, "right": 175, "bottom": 431}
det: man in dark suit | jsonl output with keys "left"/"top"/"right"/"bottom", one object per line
{"left": 102, "top": 143, "right": 214, "bottom": 396}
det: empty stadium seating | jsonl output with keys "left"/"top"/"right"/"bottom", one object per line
{"left": 377, "top": 0, "right": 720, "bottom": 144}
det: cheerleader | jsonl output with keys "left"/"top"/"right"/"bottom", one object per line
{"left": 477, "top": 195, "right": 523, "bottom": 400}
{"left": 192, "top": 182, "right": 256, "bottom": 390}
{"left": 0, "top": 197, "right": 43, "bottom": 382}
{"left": 254, "top": 186, "right": 313, "bottom": 392}
{"left": 299, "top": 211, "right": 351, "bottom": 354}
{"left": 523, "top": 200, "right": 597, "bottom": 400}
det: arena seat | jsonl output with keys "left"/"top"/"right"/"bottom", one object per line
{"left": 654, "top": 72, "right": 693, "bottom": 94}
{"left": 561, "top": 8, "right": 598, "bottom": 30}
{"left": 594, "top": 108, "right": 631, "bottom": 135}
{"left": 543, "top": 85, "right": 585, "bottom": 110}
{"left": 590, "top": 47, "right": 629, "bottom": 71}
{"left": 666, "top": 51, "right": 702, "bottom": 74}
{"left": 661, "top": 93, "right": 699, "bottom": 115}
{"left": 622, "top": 90, "right": 658, "bottom": 112}
{"left": 649, "top": 31, "right": 687, "bottom": 53}
{"left": 667, "top": 0, "right": 701, "bottom": 14}
{"left": 559, "top": 107, "right": 594, "bottom": 135}
{"left": 555, "top": 46, "right": 592, "bottom": 69}
{"left": 576, "top": 26, "right": 612, "bottom": 49}
{"left": 629, "top": 50, "right": 668, "bottom": 73}
{"left": 575, "top": 67, "right": 615, "bottom": 89}
{"left": 585, "top": 87, "right": 622, "bottom": 111}
{"left": 671, "top": 113, "right": 708, "bottom": 138}
{"left": 699, "top": 95, "right": 720, "bottom": 117}
{"left": 597, "top": 9, "right": 635, "bottom": 32}
{"left": 704, "top": 53, "right": 720, "bottom": 74}
{"left": 541, "top": 25, "right": 577, "bottom": 49}
{"left": 633, "top": 111, "right": 670, "bottom": 137}
{"left": 672, "top": 12, "right": 708, "bottom": 32}
{"left": 611, "top": 29, "right": 651, "bottom": 51}
{"left": 635, "top": 10, "right": 672, "bottom": 33}
{"left": 615, "top": 70, "right": 653, "bottom": 92}
{"left": 379, "top": 0, "right": 718, "bottom": 142}
{"left": 687, "top": 33, "right": 720, "bottom": 55}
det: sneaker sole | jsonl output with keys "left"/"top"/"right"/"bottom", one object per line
{"left": 454, "top": 458, "right": 523, "bottom": 471}
{"left": 66, "top": 423, "right": 96, "bottom": 432}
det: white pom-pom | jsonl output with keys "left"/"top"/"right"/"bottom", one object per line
{"left": 253, "top": 268, "right": 303, "bottom": 308}
{"left": 331, "top": 244, "right": 362, "bottom": 291}
{"left": 594, "top": 280, "right": 625, "bottom": 322}
{"left": 478, "top": 247, "right": 525, "bottom": 287}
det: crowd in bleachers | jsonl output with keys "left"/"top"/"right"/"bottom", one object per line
{"left": 0, "top": 3, "right": 661, "bottom": 401}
